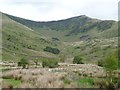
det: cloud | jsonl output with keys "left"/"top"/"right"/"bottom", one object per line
{"left": 0, "top": 0, "right": 119, "bottom": 21}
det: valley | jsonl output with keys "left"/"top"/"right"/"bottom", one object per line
{"left": 0, "top": 12, "right": 119, "bottom": 88}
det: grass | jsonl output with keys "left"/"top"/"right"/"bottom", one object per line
{"left": 77, "top": 77, "right": 94, "bottom": 88}
{"left": 3, "top": 78, "right": 21, "bottom": 88}
{"left": 63, "top": 78, "right": 71, "bottom": 85}
{"left": 2, "top": 13, "right": 59, "bottom": 61}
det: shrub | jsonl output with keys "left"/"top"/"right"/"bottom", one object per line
{"left": 43, "top": 46, "right": 60, "bottom": 54}
{"left": 104, "top": 55, "right": 118, "bottom": 73}
{"left": 2, "top": 75, "right": 13, "bottom": 79}
{"left": 18, "top": 58, "right": 28, "bottom": 69}
{"left": 94, "top": 79, "right": 117, "bottom": 89}
{"left": 52, "top": 37, "right": 60, "bottom": 41}
{"left": 33, "top": 59, "right": 39, "bottom": 68}
{"left": 73, "top": 55, "right": 84, "bottom": 64}
{"left": 103, "top": 54, "right": 118, "bottom": 89}
{"left": 42, "top": 59, "right": 58, "bottom": 68}
{"left": 98, "top": 60, "right": 104, "bottom": 67}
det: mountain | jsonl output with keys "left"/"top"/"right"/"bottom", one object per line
{"left": 1, "top": 12, "right": 118, "bottom": 63}
{"left": 5, "top": 13, "right": 118, "bottom": 41}
{"left": 2, "top": 12, "right": 59, "bottom": 61}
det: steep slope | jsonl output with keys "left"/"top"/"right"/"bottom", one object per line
{"left": 5, "top": 13, "right": 117, "bottom": 42}
{"left": 2, "top": 13, "right": 59, "bottom": 61}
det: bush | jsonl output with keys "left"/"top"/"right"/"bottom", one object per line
{"left": 94, "top": 78, "right": 117, "bottom": 89}
{"left": 73, "top": 55, "right": 84, "bottom": 64}
{"left": 104, "top": 55, "right": 118, "bottom": 72}
{"left": 103, "top": 54, "right": 118, "bottom": 89}
{"left": 43, "top": 46, "right": 60, "bottom": 54}
{"left": 98, "top": 60, "right": 104, "bottom": 67}
{"left": 18, "top": 58, "right": 28, "bottom": 69}
{"left": 2, "top": 75, "right": 14, "bottom": 79}
{"left": 52, "top": 37, "right": 60, "bottom": 41}
{"left": 33, "top": 59, "right": 39, "bottom": 68}
{"left": 42, "top": 59, "right": 58, "bottom": 68}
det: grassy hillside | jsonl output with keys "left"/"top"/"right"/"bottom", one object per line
{"left": 2, "top": 13, "right": 59, "bottom": 61}
{"left": 2, "top": 12, "right": 118, "bottom": 64}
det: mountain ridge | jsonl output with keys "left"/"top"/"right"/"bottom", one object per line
{"left": 4, "top": 12, "right": 117, "bottom": 38}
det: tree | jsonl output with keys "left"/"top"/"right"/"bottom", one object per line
{"left": 42, "top": 59, "right": 58, "bottom": 68}
{"left": 103, "top": 54, "right": 118, "bottom": 88}
{"left": 73, "top": 55, "right": 84, "bottom": 64}
{"left": 104, "top": 55, "right": 118, "bottom": 73}
{"left": 18, "top": 58, "right": 28, "bottom": 69}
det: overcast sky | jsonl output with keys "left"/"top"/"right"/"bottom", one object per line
{"left": 0, "top": 0, "right": 119, "bottom": 21}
